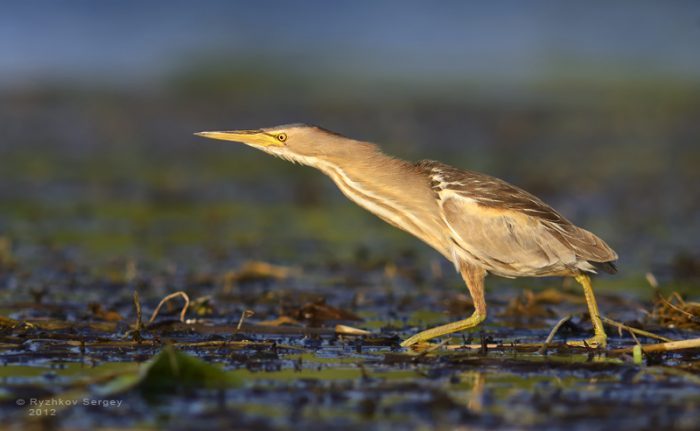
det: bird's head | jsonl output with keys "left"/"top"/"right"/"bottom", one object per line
{"left": 195, "top": 123, "right": 350, "bottom": 166}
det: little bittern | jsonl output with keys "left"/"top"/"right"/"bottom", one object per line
{"left": 196, "top": 124, "right": 617, "bottom": 348}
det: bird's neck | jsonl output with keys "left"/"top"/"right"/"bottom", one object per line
{"left": 319, "top": 144, "right": 421, "bottom": 200}
{"left": 316, "top": 144, "right": 452, "bottom": 259}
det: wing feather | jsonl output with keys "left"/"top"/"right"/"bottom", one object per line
{"left": 416, "top": 160, "right": 617, "bottom": 275}
{"left": 441, "top": 195, "right": 576, "bottom": 276}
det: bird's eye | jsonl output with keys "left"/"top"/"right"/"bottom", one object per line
{"left": 277, "top": 133, "right": 287, "bottom": 142}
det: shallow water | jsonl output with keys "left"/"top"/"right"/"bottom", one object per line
{"left": 1, "top": 236, "right": 699, "bottom": 430}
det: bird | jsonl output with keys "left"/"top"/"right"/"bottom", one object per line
{"left": 195, "top": 124, "right": 617, "bottom": 348}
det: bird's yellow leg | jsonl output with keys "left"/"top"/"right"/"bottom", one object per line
{"left": 401, "top": 264, "right": 486, "bottom": 348}
{"left": 400, "top": 311, "right": 485, "bottom": 347}
{"left": 567, "top": 273, "right": 607, "bottom": 348}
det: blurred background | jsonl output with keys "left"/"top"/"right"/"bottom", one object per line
{"left": 1, "top": 0, "right": 699, "bottom": 290}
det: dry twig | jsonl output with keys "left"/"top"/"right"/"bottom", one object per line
{"left": 538, "top": 315, "right": 572, "bottom": 354}
{"left": 334, "top": 324, "right": 371, "bottom": 336}
{"left": 236, "top": 309, "right": 255, "bottom": 331}
{"left": 654, "top": 291, "right": 700, "bottom": 330}
{"left": 612, "top": 337, "right": 700, "bottom": 354}
{"left": 601, "top": 316, "right": 673, "bottom": 342}
{"left": 148, "top": 291, "right": 190, "bottom": 324}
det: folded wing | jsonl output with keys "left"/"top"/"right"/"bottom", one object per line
{"left": 416, "top": 160, "right": 617, "bottom": 277}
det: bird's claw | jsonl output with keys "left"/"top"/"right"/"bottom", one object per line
{"left": 400, "top": 335, "right": 427, "bottom": 349}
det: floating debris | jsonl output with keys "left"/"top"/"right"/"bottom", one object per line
{"left": 221, "top": 261, "right": 299, "bottom": 292}
{"left": 291, "top": 298, "right": 363, "bottom": 325}
{"left": 654, "top": 291, "right": 700, "bottom": 330}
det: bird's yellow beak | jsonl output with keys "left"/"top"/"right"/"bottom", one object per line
{"left": 194, "top": 130, "right": 284, "bottom": 147}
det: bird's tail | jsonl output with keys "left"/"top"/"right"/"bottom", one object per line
{"left": 589, "top": 260, "right": 618, "bottom": 274}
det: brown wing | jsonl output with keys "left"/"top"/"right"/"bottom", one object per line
{"left": 416, "top": 160, "right": 618, "bottom": 274}
{"left": 440, "top": 195, "right": 579, "bottom": 276}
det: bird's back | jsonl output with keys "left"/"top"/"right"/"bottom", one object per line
{"left": 415, "top": 160, "right": 617, "bottom": 277}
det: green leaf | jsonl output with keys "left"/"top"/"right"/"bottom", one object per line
{"left": 137, "top": 345, "right": 242, "bottom": 393}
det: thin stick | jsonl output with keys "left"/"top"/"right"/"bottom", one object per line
{"left": 538, "top": 315, "right": 571, "bottom": 354}
{"left": 335, "top": 324, "right": 371, "bottom": 336}
{"left": 660, "top": 295, "right": 695, "bottom": 320}
{"left": 611, "top": 337, "right": 700, "bottom": 354}
{"left": 645, "top": 272, "right": 658, "bottom": 289}
{"left": 629, "top": 327, "right": 641, "bottom": 346}
{"left": 148, "top": 291, "right": 190, "bottom": 324}
{"left": 131, "top": 291, "right": 143, "bottom": 343}
{"left": 133, "top": 291, "right": 143, "bottom": 331}
{"left": 236, "top": 310, "right": 255, "bottom": 331}
{"left": 601, "top": 316, "right": 673, "bottom": 343}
